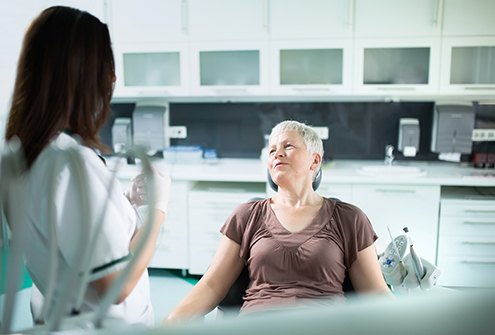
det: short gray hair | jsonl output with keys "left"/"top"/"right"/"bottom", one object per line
{"left": 269, "top": 120, "right": 324, "bottom": 159}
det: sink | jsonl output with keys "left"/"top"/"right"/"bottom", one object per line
{"left": 357, "top": 165, "right": 426, "bottom": 178}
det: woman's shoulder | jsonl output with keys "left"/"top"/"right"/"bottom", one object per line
{"left": 325, "top": 197, "right": 369, "bottom": 224}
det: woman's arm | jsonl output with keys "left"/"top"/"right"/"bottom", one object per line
{"left": 91, "top": 209, "right": 165, "bottom": 304}
{"left": 349, "top": 244, "right": 391, "bottom": 294}
{"left": 165, "top": 235, "right": 245, "bottom": 323}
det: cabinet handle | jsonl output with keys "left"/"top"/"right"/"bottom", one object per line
{"left": 137, "top": 90, "right": 171, "bottom": 96}
{"left": 432, "top": 0, "right": 444, "bottom": 27}
{"left": 375, "top": 189, "right": 416, "bottom": 194}
{"left": 292, "top": 87, "right": 331, "bottom": 93}
{"left": 212, "top": 88, "right": 249, "bottom": 95}
{"left": 460, "top": 259, "right": 495, "bottom": 265}
{"left": 462, "top": 86, "right": 495, "bottom": 91}
{"left": 464, "top": 209, "right": 495, "bottom": 214}
{"left": 262, "top": 0, "right": 270, "bottom": 33}
{"left": 463, "top": 221, "right": 495, "bottom": 225}
{"left": 181, "top": 0, "right": 189, "bottom": 33}
{"left": 461, "top": 241, "right": 495, "bottom": 246}
{"left": 375, "top": 87, "right": 417, "bottom": 91}
{"left": 347, "top": 0, "right": 354, "bottom": 28}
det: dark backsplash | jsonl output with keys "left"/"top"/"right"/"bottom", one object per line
{"left": 169, "top": 101, "right": 439, "bottom": 161}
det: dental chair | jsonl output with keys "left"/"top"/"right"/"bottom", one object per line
{"left": 217, "top": 169, "right": 356, "bottom": 315}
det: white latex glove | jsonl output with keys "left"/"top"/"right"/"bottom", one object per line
{"left": 126, "top": 169, "right": 171, "bottom": 214}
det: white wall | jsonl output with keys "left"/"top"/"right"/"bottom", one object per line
{"left": 0, "top": 1, "right": 42, "bottom": 147}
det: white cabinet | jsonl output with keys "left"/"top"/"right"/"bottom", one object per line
{"left": 354, "top": 0, "right": 442, "bottom": 38}
{"left": 437, "top": 187, "right": 495, "bottom": 288}
{"left": 353, "top": 38, "right": 440, "bottom": 95}
{"left": 188, "top": 182, "right": 265, "bottom": 275}
{"left": 113, "top": 43, "right": 190, "bottom": 98}
{"left": 439, "top": 37, "right": 495, "bottom": 95}
{"left": 352, "top": 184, "right": 440, "bottom": 262}
{"left": 316, "top": 183, "right": 353, "bottom": 203}
{"left": 269, "top": 0, "right": 353, "bottom": 39}
{"left": 109, "top": 0, "right": 189, "bottom": 98}
{"left": 108, "top": 0, "right": 187, "bottom": 44}
{"left": 269, "top": 39, "right": 353, "bottom": 96}
{"left": 190, "top": 41, "right": 269, "bottom": 96}
{"left": 442, "top": 0, "right": 495, "bottom": 37}
{"left": 149, "top": 181, "right": 190, "bottom": 270}
{"left": 187, "top": 0, "right": 268, "bottom": 42}
{"left": 41, "top": 0, "right": 107, "bottom": 22}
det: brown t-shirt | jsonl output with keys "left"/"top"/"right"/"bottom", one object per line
{"left": 220, "top": 197, "right": 377, "bottom": 313}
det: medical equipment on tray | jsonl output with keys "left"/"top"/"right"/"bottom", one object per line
{"left": 380, "top": 226, "right": 441, "bottom": 292}
{"left": 0, "top": 137, "right": 157, "bottom": 334}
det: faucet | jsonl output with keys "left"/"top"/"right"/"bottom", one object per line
{"left": 384, "top": 145, "right": 395, "bottom": 166}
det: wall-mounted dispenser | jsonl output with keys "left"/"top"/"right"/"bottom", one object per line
{"left": 398, "top": 118, "right": 420, "bottom": 157}
{"left": 431, "top": 103, "right": 475, "bottom": 155}
{"left": 132, "top": 102, "right": 169, "bottom": 154}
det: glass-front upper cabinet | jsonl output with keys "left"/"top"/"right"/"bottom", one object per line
{"left": 354, "top": 0, "right": 442, "bottom": 38}
{"left": 269, "top": 0, "right": 353, "bottom": 39}
{"left": 190, "top": 41, "right": 269, "bottom": 96}
{"left": 353, "top": 38, "right": 440, "bottom": 95}
{"left": 439, "top": 37, "right": 495, "bottom": 95}
{"left": 270, "top": 40, "right": 353, "bottom": 96}
{"left": 113, "top": 44, "right": 189, "bottom": 98}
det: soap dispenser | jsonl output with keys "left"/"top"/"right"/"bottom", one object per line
{"left": 398, "top": 118, "right": 420, "bottom": 157}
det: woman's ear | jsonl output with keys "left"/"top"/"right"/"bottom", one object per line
{"left": 311, "top": 153, "right": 322, "bottom": 170}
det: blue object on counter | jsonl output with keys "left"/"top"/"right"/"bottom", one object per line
{"left": 163, "top": 146, "right": 203, "bottom": 164}
{"left": 203, "top": 148, "right": 219, "bottom": 164}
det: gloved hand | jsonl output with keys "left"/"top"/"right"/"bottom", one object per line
{"left": 126, "top": 169, "right": 171, "bottom": 214}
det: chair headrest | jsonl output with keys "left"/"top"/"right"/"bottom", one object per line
{"left": 267, "top": 168, "right": 322, "bottom": 192}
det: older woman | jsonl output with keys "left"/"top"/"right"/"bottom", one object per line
{"left": 166, "top": 120, "right": 390, "bottom": 322}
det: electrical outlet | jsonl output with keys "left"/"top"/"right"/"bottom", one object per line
{"left": 169, "top": 126, "right": 187, "bottom": 139}
{"left": 472, "top": 129, "right": 495, "bottom": 142}
{"left": 312, "top": 126, "right": 329, "bottom": 140}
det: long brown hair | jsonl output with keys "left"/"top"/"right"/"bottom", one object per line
{"left": 5, "top": 6, "right": 115, "bottom": 168}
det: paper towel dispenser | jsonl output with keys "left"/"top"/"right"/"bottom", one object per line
{"left": 431, "top": 103, "right": 475, "bottom": 154}
{"left": 398, "top": 118, "right": 420, "bottom": 157}
{"left": 132, "top": 102, "right": 169, "bottom": 153}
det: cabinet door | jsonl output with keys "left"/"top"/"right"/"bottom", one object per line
{"left": 269, "top": 0, "right": 353, "bottom": 39}
{"left": 150, "top": 181, "right": 190, "bottom": 269}
{"left": 316, "top": 183, "right": 353, "bottom": 203}
{"left": 270, "top": 39, "right": 353, "bottom": 96}
{"left": 354, "top": 0, "right": 442, "bottom": 38}
{"left": 187, "top": 0, "right": 268, "bottom": 41}
{"left": 190, "top": 41, "right": 269, "bottom": 96}
{"left": 353, "top": 38, "right": 440, "bottom": 95}
{"left": 442, "top": 0, "right": 495, "bottom": 37}
{"left": 439, "top": 37, "right": 495, "bottom": 96}
{"left": 352, "top": 184, "right": 440, "bottom": 262}
{"left": 188, "top": 182, "right": 265, "bottom": 275}
{"left": 113, "top": 43, "right": 190, "bottom": 98}
{"left": 109, "top": 0, "right": 187, "bottom": 44}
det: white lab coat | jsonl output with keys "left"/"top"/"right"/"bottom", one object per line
{"left": 3, "top": 133, "right": 154, "bottom": 326}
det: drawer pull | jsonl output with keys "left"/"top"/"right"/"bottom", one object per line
{"left": 463, "top": 221, "right": 495, "bottom": 225}
{"left": 464, "top": 210, "right": 495, "bottom": 214}
{"left": 375, "top": 189, "right": 416, "bottom": 194}
{"left": 461, "top": 241, "right": 495, "bottom": 246}
{"left": 460, "top": 259, "right": 495, "bottom": 265}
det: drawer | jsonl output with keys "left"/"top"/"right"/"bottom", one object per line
{"left": 439, "top": 216, "right": 495, "bottom": 236}
{"left": 438, "top": 235, "right": 495, "bottom": 257}
{"left": 440, "top": 202, "right": 495, "bottom": 217}
{"left": 188, "top": 246, "right": 217, "bottom": 275}
{"left": 150, "top": 245, "right": 188, "bottom": 270}
{"left": 189, "top": 230, "right": 222, "bottom": 248}
{"left": 437, "top": 255, "right": 495, "bottom": 288}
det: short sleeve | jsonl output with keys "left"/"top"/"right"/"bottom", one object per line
{"left": 332, "top": 201, "right": 377, "bottom": 270}
{"left": 55, "top": 147, "right": 136, "bottom": 280}
{"left": 220, "top": 200, "right": 264, "bottom": 263}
